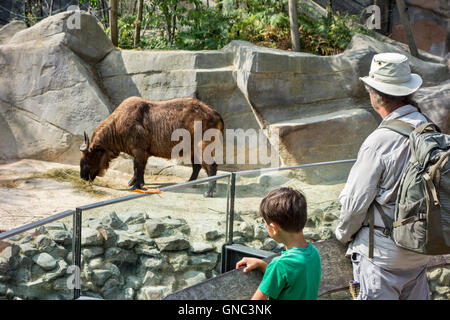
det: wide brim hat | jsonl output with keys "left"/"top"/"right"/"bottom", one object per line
{"left": 359, "top": 52, "right": 423, "bottom": 96}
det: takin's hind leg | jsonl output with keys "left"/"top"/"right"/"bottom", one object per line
{"left": 202, "top": 162, "right": 218, "bottom": 198}
{"left": 188, "top": 163, "right": 202, "bottom": 182}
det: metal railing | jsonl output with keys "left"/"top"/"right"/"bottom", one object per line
{"left": 0, "top": 159, "right": 356, "bottom": 300}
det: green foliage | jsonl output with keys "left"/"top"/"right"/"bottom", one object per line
{"left": 175, "top": 6, "right": 235, "bottom": 50}
{"left": 82, "top": 0, "right": 374, "bottom": 55}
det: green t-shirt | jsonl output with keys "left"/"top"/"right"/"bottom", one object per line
{"left": 258, "top": 243, "right": 321, "bottom": 300}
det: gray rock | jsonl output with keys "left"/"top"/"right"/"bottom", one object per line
{"left": 20, "top": 243, "right": 38, "bottom": 257}
{"left": 20, "top": 234, "right": 34, "bottom": 244}
{"left": 0, "top": 20, "right": 27, "bottom": 45}
{"left": 134, "top": 244, "right": 160, "bottom": 257}
{"left": 142, "top": 270, "right": 161, "bottom": 286}
{"left": 104, "top": 247, "right": 138, "bottom": 264}
{"left": 189, "top": 252, "right": 219, "bottom": 270}
{"left": 102, "top": 278, "right": 121, "bottom": 298}
{"left": 0, "top": 283, "right": 6, "bottom": 296}
{"left": 88, "top": 257, "right": 104, "bottom": 269}
{"left": 145, "top": 220, "right": 165, "bottom": 238}
{"left": 204, "top": 229, "right": 221, "bottom": 241}
{"left": 319, "top": 226, "right": 334, "bottom": 240}
{"left": 254, "top": 224, "right": 269, "bottom": 240}
{"left": 183, "top": 270, "right": 207, "bottom": 287}
{"left": 139, "top": 286, "right": 171, "bottom": 300}
{"left": 0, "top": 257, "right": 10, "bottom": 275}
{"left": 48, "top": 230, "right": 72, "bottom": 246}
{"left": 434, "top": 286, "right": 450, "bottom": 296}
{"left": 126, "top": 275, "right": 141, "bottom": 290}
{"left": 101, "top": 212, "right": 124, "bottom": 230}
{"left": 92, "top": 269, "right": 112, "bottom": 287}
{"left": 82, "top": 247, "right": 104, "bottom": 259}
{"left": 96, "top": 225, "right": 118, "bottom": 248}
{"left": 257, "top": 172, "right": 290, "bottom": 187}
{"left": 120, "top": 212, "right": 146, "bottom": 225}
{"left": 428, "top": 268, "right": 442, "bottom": 281}
{"left": 81, "top": 228, "right": 104, "bottom": 246}
{"left": 103, "top": 262, "right": 121, "bottom": 278}
{"left": 155, "top": 235, "right": 190, "bottom": 252}
{"left": 140, "top": 256, "right": 166, "bottom": 270}
{"left": 439, "top": 268, "right": 450, "bottom": 286}
{"left": 0, "top": 244, "right": 20, "bottom": 262}
{"left": 124, "top": 287, "right": 135, "bottom": 300}
{"left": 10, "top": 11, "right": 114, "bottom": 63}
{"left": 32, "top": 253, "right": 57, "bottom": 271}
{"left": 261, "top": 238, "right": 278, "bottom": 251}
{"left": 165, "top": 252, "right": 189, "bottom": 272}
{"left": 189, "top": 242, "right": 216, "bottom": 253}
{"left": 116, "top": 232, "right": 138, "bottom": 249}
{"left": 304, "top": 229, "right": 321, "bottom": 242}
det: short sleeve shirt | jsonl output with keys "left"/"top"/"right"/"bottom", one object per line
{"left": 258, "top": 243, "right": 321, "bottom": 300}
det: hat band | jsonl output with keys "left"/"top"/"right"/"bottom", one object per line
{"left": 369, "top": 71, "right": 411, "bottom": 84}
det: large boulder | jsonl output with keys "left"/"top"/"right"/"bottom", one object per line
{"left": 9, "top": 10, "right": 114, "bottom": 63}
{"left": 0, "top": 20, "right": 26, "bottom": 45}
{"left": 0, "top": 11, "right": 113, "bottom": 164}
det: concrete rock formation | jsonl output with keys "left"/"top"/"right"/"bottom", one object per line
{"left": 0, "top": 11, "right": 448, "bottom": 181}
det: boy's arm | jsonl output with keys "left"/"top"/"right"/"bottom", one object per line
{"left": 235, "top": 257, "right": 268, "bottom": 273}
{"left": 251, "top": 289, "right": 269, "bottom": 300}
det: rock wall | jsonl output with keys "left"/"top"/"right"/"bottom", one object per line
{"left": 1, "top": 199, "right": 448, "bottom": 300}
{"left": 0, "top": 11, "right": 448, "bottom": 176}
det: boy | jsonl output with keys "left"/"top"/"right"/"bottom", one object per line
{"left": 236, "top": 187, "right": 321, "bottom": 300}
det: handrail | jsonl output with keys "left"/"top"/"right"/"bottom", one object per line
{"left": 233, "top": 159, "right": 356, "bottom": 175}
{"left": 0, "top": 209, "right": 75, "bottom": 241}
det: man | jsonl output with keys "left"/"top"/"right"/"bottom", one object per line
{"left": 335, "top": 53, "right": 431, "bottom": 300}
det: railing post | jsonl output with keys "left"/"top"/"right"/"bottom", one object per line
{"left": 221, "top": 172, "right": 236, "bottom": 273}
{"left": 72, "top": 208, "right": 82, "bottom": 299}
{"left": 227, "top": 172, "right": 236, "bottom": 245}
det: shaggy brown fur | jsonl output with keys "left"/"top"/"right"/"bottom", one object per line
{"left": 80, "top": 96, "right": 224, "bottom": 196}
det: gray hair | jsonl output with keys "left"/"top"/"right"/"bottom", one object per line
{"left": 364, "top": 84, "right": 420, "bottom": 113}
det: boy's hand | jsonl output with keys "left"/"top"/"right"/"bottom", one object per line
{"left": 235, "top": 257, "right": 268, "bottom": 273}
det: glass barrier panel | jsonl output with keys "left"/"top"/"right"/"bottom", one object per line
{"left": 232, "top": 161, "right": 354, "bottom": 253}
{"left": 78, "top": 175, "right": 230, "bottom": 300}
{"left": 0, "top": 213, "right": 75, "bottom": 300}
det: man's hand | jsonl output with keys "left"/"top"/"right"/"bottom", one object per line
{"left": 235, "top": 257, "right": 268, "bottom": 273}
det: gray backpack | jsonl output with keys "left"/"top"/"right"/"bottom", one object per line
{"left": 367, "top": 120, "right": 450, "bottom": 257}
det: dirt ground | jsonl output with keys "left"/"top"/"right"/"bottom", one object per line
{"left": 0, "top": 159, "right": 186, "bottom": 232}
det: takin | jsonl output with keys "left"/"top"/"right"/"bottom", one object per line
{"left": 79, "top": 96, "right": 224, "bottom": 197}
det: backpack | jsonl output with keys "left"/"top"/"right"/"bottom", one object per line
{"left": 367, "top": 120, "right": 450, "bottom": 257}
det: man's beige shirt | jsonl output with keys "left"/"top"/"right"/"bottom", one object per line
{"left": 336, "top": 104, "right": 430, "bottom": 271}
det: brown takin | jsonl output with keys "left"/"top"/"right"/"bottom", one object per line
{"left": 79, "top": 96, "right": 224, "bottom": 197}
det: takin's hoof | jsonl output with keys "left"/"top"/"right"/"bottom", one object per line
{"left": 131, "top": 184, "right": 146, "bottom": 191}
{"left": 128, "top": 177, "right": 137, "bottom": 187}
{"left": 203, "top": 191, "right": 214, "bottom": 198}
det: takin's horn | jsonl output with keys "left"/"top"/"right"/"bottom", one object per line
{"left": 80, "top": 131, "right": 90, "bottom": 152}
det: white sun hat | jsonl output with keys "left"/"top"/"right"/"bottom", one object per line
{"left": 360, "top": 52, "right": 423, "bottom": 96}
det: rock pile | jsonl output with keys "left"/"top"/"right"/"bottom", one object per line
{"left": 0, "top": 202, "right": 449, "bottom": 300}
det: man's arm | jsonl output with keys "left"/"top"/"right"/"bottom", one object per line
{"left": 335, "top": 144, "right": 384, "bottom": 244}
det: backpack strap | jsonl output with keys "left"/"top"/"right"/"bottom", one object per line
{"left": 364, "top": 202, "right": 394, "bottom": 259}
{"left": 378, "top": 119, "right": 415, "bottom": 137}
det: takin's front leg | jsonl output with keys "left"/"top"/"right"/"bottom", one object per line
{"left": 130, "top": 152, "right": 149, "bottom": 190}
{"left": 203, "top": 162, "right": 218, "bottom": 198}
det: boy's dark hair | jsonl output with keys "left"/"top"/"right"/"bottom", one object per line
{"left": 259, "top": 187, "right": 307, "bottom": 233}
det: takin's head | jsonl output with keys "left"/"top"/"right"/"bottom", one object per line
{"left": 79, "top": 132, "right": 108, "bottom": 182}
